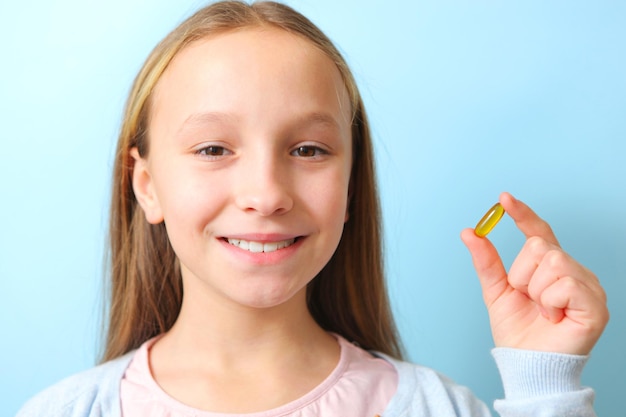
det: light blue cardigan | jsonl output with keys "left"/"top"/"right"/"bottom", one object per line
{"left": 16, "top": 348, "right": 595, "bottom": 416}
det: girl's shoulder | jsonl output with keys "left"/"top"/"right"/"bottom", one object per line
{"left": 15, "top": 351, "right": 135, "bottom": 417}
{"left": 373, "top": 353, "right": 491, "bottom": 416}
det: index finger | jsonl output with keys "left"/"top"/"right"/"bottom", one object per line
{"left": 499, "top": 192, "right": 560, "bottom": 247}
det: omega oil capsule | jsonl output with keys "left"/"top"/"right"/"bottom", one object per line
{"left": 474, "top": 202, "right": 505, "bottom": 237}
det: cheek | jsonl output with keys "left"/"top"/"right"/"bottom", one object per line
{"left": 304, "top": 169, "right": 350, "bottom": 230}
{"left": 153, "top": 168, "right": 229, "bottom": 238}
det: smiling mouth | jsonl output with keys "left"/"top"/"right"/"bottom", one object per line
{"left": 225, "top": 237, "right": 298, "bottom": 253}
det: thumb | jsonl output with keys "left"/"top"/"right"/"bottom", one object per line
{"left": 460, "top": 228, "right": 508, "bottom": 308}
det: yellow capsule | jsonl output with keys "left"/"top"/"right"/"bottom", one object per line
{"left": 474, "top": 202, "right": 505, "bottom": 237}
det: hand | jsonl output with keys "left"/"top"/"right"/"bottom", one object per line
{"left": 460, "top": 192, "right": 609, "bottom": 355}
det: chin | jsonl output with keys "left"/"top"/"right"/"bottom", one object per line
{"left": 231, "top": 281, "right": 307, "bottom": 311}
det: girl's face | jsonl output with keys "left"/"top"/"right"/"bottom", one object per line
{"left": 132, "top": 28, "right": 353, "bottom": 311}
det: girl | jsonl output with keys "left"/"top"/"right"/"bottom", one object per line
{"left": 17, "top": 1, "right": 608, "bottom": 416}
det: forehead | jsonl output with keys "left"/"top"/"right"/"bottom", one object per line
{"left": 149, "top": 27, "right": 352, "bottom": 136}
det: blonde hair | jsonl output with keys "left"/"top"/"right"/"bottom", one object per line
{"left": 104, "top": 0, "right": 403, "bottom": 362}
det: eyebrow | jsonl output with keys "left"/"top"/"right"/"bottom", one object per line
{"left": 177, "top": 112, "right": 238, "bottom": 132}
{"left": 176, "top": 110, "right": 343, "bottom": 136}
{"left": 294, "top": 111, "right": 342, "bottom": 131}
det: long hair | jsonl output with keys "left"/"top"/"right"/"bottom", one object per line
{"left": 103, "top": 0, "right": 403, "bottom": 362}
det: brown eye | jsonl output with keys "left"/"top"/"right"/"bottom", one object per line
{"left": 198, "top": 145, "right": 228, "bottom": 156}
{"left": 292, "top": 146, "right": 324, "bottom": 158}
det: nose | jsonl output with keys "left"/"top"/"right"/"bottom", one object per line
{"left": 233, "top": 153, "right": 294, "bottom": 216}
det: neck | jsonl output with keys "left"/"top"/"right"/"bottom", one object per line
{"left": 153, "top": 285, "right": 335, "bottom": 370}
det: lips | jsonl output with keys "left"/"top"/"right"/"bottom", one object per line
{"left": 226, "top": 237, "right": 297, "bottom": 253}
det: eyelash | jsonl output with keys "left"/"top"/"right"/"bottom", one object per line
{"left": 195, "top": 145, "right": 231, "bottom": 158}
{"left": 290, "top": 145, "right": 328, "bottom": 158}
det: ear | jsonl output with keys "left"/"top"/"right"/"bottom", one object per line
{"left": 130, "top": 147, "right": 164, "bottom": 224}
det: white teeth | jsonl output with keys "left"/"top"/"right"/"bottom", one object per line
{"left": 227, "top": 238, "right": 296, "bottom": 253}
{"left": 249, "top": 241, "right": 263, "bottom": 253}
{"left": 263, "top": 242, "right": 278, "bottom": 252}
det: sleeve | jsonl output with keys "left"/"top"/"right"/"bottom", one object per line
{"left": 491, "top": 348, "right": 596, "bottom": 417}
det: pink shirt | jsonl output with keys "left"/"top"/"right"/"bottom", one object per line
{"left": 121, "top": 334, "right": 398, "bottom": 416}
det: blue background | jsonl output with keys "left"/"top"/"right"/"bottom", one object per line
{"left": 1, "top": 0, "right": 624, "bottom": 415}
